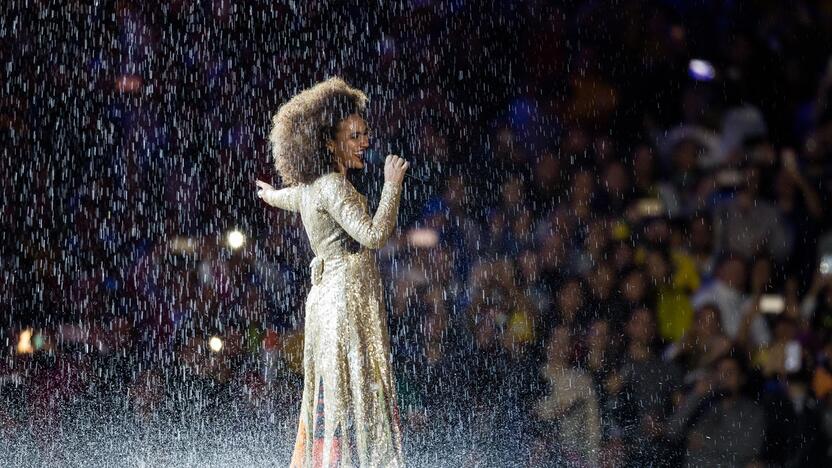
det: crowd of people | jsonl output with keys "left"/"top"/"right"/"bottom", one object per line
{"left": 4, "top": 1, "right": 832, "bottom": 466}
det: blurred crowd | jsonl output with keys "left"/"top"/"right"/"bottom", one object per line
{"left": 4, "top": 0, "right": 832, "bottom": 466}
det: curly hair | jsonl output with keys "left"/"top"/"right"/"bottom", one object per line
{"left": 269, "top": 77, "right": 368, "bottom": 186}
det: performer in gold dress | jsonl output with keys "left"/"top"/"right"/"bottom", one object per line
{"left": 255, "top": 77, "right": 408, "bottom": 467}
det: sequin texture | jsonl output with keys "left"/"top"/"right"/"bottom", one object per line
{"left": 262, "top": 172, "right": 404, "bottom": 467}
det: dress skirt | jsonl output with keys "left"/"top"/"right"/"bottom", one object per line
{"left": 290, "top": 250, "right": 403, "bottom": 468}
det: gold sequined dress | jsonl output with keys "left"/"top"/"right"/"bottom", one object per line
{"left": 261, "top": 171, "right": 404, "bottom": 468}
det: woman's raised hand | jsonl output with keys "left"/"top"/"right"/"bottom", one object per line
{"left": 255, "top": 180, "right": 275, "bottom": 201}
{"left": 384, "top": 155, "right": 410, "bottom": 185}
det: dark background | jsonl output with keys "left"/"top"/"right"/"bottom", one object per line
{"left": 3, "top": 1, "right": 832, "bottom": 466}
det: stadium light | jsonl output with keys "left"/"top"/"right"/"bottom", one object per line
{"left": 689, "top": 59, "right": 716, "bottom": 81}
{"left": 226, "top": 229, "right": 246, "bottom": 250}
{"left": 17, "top": 329, "right": 33, "bottom": 354}
{"left": 209, "top": 336, "right": 224, "bottom": 353}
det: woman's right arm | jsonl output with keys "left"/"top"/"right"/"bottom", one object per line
{"left": 256, "top": 180, "right": 301, "bottom": 212}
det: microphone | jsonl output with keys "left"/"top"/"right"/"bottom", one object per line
{"left": 403, "top": 170, "right": 428, "bottom": 184}
{"left": 365, "top": 149, "right": 429, "bottom": 183}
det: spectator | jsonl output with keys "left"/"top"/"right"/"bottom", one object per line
{"left": 713, "top": 165, "right": 793, "bottom": 263}
{"left": 668, "top": 304, "right": 732, "bottom": 385}
{"left": 775, "top": 149, "right": 825, "bottom": 284}
{"left": 579, "top": 318, "right": 624, "bottom": 462}
{"left": 463, "top": 260, "right": 538, "bottom": 408}
{"left": 584, "top": 262, "right": 628, "bottom": 330}
{"left": 609, "top": 307, "right": 682, "bottom": 466}
{"left": 548, "top": 277, "right": 591, "bottom": 336}
{"left": 532, "top": 326, "right": 601, "bottom": 467}
{"left": 760, "top": 370, "right": 829, "bottom": 466}
{"left": 529, "top": 150, "right": 564, "bottom": 212}
{"left": 646, "top": 248, "right": 698, "bottom": 343}
{"left": 596, "top": 161, "right": 632, "bottom": 217}
{"left": 5, "top": 1, "right": 832, "bottom": 463}
{"left": 666, "top": 351, "right": 765, "bottom": 468}
{"left": 619, "top": 267, "right": 653, "bottom": 311}
{"left": 693, "top": 255, "right": 771, "bottom": 346}
{"left": 801, "top": 271, "right": 832, "bottom": 340}
{"left": 516, "top": 248, "right": 552, "bottom": 319}
{"left": 685, "top": 214, "right": 717, "bottom": 278}
{"left": 755, "top": 316, "right": 801, "bottom": 379}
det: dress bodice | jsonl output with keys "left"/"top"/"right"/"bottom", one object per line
{"left": 261, "top": 172, "right": 403, "bottom": 261}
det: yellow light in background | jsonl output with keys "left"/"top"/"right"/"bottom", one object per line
{"left": 226, "top": 229, "right": 246, "bottom": 250}
{"left": 209, "top": 336, "right": 224, "bottom": 353}
{"left": 17, "top": 329, "right": 33, "bottom": 354}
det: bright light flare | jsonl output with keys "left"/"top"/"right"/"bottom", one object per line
{"left": 17, "top": 329, "right": 33, "bottom": 354}
{"left": 689, "top": 59, "right": 716, "bottom": 81}
{"left": 209, "top": 336, "right": 224, "bottom": 352}
{"left": 226, "top": 229, "right": 246, "bottom": 250}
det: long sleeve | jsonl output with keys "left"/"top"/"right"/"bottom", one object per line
{"left": 261, "top": 186, "right": 301, "bottom": 212}
{"left": 320, "top": 173, "right": 402, "bottom": 249}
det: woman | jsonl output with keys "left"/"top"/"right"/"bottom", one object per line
{"left": 255, "top": 77, "right": 408, "bottom": 467}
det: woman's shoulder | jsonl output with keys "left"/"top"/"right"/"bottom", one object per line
{"left": 314, "top": 171, "right": 346, "bottom": 184}
{"left": 312, "top": 171, "right": 357, "bottom": 202}
{"left": 313, "top": 171, "right": 354, "bottom": 191}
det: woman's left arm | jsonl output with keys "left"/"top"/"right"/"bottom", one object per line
{"left": 321, "top": 173, "right": 402, "bottom": 249}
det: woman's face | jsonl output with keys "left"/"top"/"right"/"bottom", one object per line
{"left": 695, "top": 306, "right": 721, "bottom": 337}
{"left": 328, "top": 114, "right": 370, "bottom": 171}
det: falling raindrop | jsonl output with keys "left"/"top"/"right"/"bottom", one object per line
{"left": 4, "top": 1, "right": 832, "bottom": 467}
